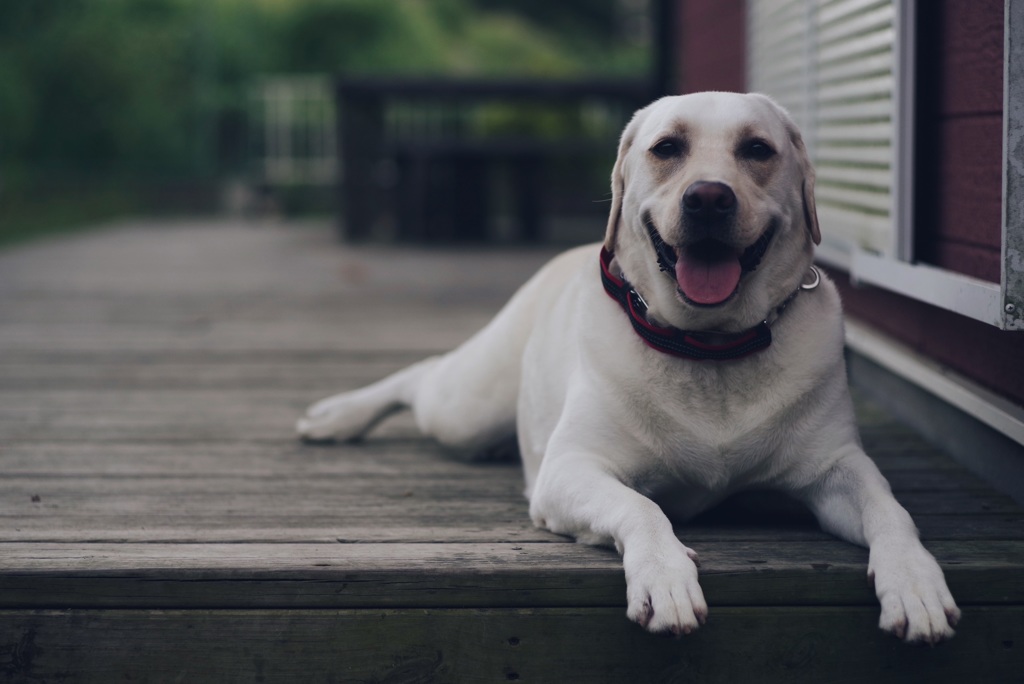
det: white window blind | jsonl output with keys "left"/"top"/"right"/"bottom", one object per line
{"left": 747, "top": 0, "right": 899, "bottom": 264}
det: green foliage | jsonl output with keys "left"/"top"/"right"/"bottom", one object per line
{"left": 280, "top": 0, "right": 441, "bottom": 73}
{"left": 1, "top": 0, "right": 209, "bottom": 174}
{"left": 448, "top": 13, "right": 578, "bottom": 76}
{"left": 0, "top": 0, "right": 648, "bottom": 242}
{"left": 0, "top": 0, "right": 643, "bottom": 176}
{"left": 476, "top": 0, "right": 623, "bottom": 40}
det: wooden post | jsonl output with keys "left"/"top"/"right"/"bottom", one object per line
{"left": 337, "top": 83, "right": 383, "bottom": 242}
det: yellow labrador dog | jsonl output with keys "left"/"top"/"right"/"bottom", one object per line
{"left": 298, "top": 92, "right": 960, "bottom": 644}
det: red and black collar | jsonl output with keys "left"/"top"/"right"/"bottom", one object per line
{"left": 599, "top": 247, "right": 817, "bottom": 362}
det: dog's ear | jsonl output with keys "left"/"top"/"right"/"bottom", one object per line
{"left": 604, "top": 109, "right": 644, "bottom": 253}
{"left": 792, "top": 130, "right": 821, "bottom": 246}
{"left": 753, "top": 93, "right": 821, "bottom": 246}
{"left": 603, "top": 150, "right": 625, "bottom": 253}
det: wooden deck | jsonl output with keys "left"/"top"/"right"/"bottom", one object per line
{"left": 1, "top": 219, "right": 1022, "bottom": 682}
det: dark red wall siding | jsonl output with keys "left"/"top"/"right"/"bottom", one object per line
{"left": 916, "top": 115, "right": 1003, "bottom": 279}
{"left": 676, "top": 0, "right": 746, "bottom": 94}
{"left": 915, "top": 0, "right": 1004, "bottom": 281}
{"left": 828, "top": 269, "right": 1024, "bottom": 404}
{"left": 932, "top": 0, "right": 1005, "bottom": 114}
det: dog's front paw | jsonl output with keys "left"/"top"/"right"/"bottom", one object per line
{"left": 623, "top": 542, "right": 707, "bottom": 635}
{"left": 869, "top": 541, "right": 960, "bottom": 644}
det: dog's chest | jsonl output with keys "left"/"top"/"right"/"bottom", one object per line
{"left": 627, "top": 415, "right": 784, "bottom": 520}
{"left": 622, "top": 361, "right": 795, "bottom": 491}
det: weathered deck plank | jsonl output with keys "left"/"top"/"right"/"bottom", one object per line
{"left": 1, "top": 220, "right": 1021, "bottom": 681}
{"left": 1, "top": 540, "right": 1022, "bottom": 609}
{"left": 4, "top": 608, "right": 1021, "bottom": 684}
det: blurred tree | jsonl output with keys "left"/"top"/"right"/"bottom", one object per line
{"left": 1, "top": 0, "right": 202, "bottom": 174}
{"left": 473, "top": 0, "right": 622, "bottom": 42}
{"left": 0, "top": 0, "right": 649, "bottom": 243}
{"left": 281, "top": 0, "right": 446, "bottom": 73}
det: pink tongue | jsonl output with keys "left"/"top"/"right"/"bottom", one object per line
{"left": 675, "top": 248, "right": 742, "bottom": 305}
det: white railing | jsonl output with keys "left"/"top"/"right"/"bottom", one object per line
{"left": 252, "top": 75, "right": 338, "bottom": 186}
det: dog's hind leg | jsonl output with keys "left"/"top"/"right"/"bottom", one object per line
{"left": 297, "top": 330, "right": 520, "bottom": 451}
{"left": 297, "top": 314, "right": 525, "bottom": 451}
{"left": 297, "top": 245, "right": 588, "bottom": 452}
{"left": 296, "top": 357, "right": 437, "bottom": 443}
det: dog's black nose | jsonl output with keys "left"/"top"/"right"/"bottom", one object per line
{"left": 682, "top": 181, "right": 736, "bottom": 223}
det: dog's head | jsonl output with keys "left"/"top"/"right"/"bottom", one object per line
{"left": 604, "top": 92, "right": 819, "bottom": 332}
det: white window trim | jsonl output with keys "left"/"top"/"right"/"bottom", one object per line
{"left": 850, "top": 252, "right": 1003, "bottom": 325}
{"left": 832, "top": 0, "right": 1024, "bottom": 330}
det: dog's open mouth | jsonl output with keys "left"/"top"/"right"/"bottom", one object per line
{"left": 646, "top": 218, "right": 776, "bottom": 307}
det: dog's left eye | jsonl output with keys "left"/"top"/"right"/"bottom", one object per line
{"left": 741, "top": 139, "right": 776, "bottom": 161}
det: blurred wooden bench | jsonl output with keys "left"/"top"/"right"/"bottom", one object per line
{"left": 336, "top": 77, "right": 650, "bottom": 242}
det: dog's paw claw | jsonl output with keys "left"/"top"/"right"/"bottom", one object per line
{"left": 626, "top": 597, "right": 654, "bottom": 628}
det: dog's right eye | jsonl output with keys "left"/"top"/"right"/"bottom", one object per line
{"left": 651, "top": 140, "right": 682, "bottom": 159}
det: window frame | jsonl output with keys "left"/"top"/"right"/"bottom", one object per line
{"left": 839, "top": 0, "right": 1022, "bottom": 329}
